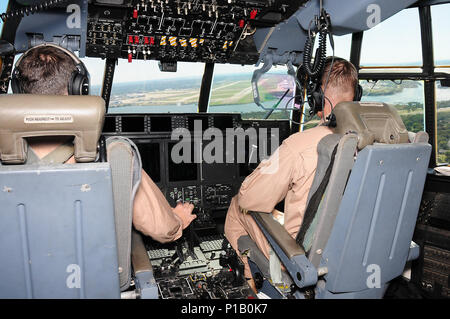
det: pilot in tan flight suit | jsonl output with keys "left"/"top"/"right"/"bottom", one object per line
{"left": 13, "top": 44, "right": 197, "bottom": 243}
{"left": 224, "top": 58, "right": 359, "bottom": 292}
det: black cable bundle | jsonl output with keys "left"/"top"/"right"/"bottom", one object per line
{"left": 1, "top": 0, "right": 67, "bottom": 22}
{"left": 302, "top": 27, "right": 327, "bottom": 78}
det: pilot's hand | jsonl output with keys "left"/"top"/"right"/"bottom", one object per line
{"left": 172, "top": 202, "right": 197, "bottom": 229}
{"left": 271, "top": 209, "right": 285, "bottom": 226}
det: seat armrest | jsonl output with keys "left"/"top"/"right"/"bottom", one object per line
{"left": 131, "top": 230, "right": 158, "bottom": 299}
{"left": 251, "top": 211, "right": 305, "bottom": 258}
{"left": 250, "top": 211, "right": 318, "bottom": 288}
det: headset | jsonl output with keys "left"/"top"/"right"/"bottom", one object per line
{"left": 306, "top": 56, "right": 362, "bottom": 116}
{"left": 11, "top": 43, "right": 90, "bottom": 95}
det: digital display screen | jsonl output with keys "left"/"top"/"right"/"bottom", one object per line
{"left": 150, "top": 117, "right": 172, "bottom": 132}
{"left": 121, "top": 116, "right": 145, "bottom": 132}
{"left": 214, "top": 116, "right": 234, "bottom": 130}
{"left": 102, "top": 116, "right": 116, "bottom": 133}
{"left": 135, "top": 142, "right": 161, "bottom": 183}
{"left": 168, "top": 142, "right": 198, "bottom": 182}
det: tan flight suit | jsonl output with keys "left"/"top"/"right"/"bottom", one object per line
{"left": 29, "top": 139, "right": 184, "bottom": 243}
{"left": 224, "top": 125, "right": 333, "bottom": 278}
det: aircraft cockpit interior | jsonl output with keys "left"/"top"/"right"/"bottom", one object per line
{"left": 0, "top": 0, "right": 449, "bottom": 303}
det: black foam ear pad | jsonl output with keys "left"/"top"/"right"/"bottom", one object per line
{"left": 354, "top": 84, "right": 363, "bottom": 102}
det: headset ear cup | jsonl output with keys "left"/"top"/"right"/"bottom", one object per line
{"left": 312, "top": 91, "right": 322, "bottom": 111}
{"left": 312, "top": 87, "right": 324, "bottom": 113}
{"left": 354, "top": 84, "right": 363, "bottom": 102}
{"left": 71, "top": 74, "right": 83, "bottom": 95}
{"left": 69, "top": 68, "right": 89, "bottom": 95}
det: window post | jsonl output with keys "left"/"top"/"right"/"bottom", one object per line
{"left": 419, "top": 5, "right": 437, "bottom": 167}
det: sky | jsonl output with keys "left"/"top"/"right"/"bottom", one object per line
{"left": 2, "top": 2, "right": 450, "bottom": 86}
{"left": 0, "top": 2, "right": 6, "bottom": 23}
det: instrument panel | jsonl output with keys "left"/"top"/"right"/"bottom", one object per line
{"left": 102, "top": 112, "right": 291, "bottom": 224}
{"left": 86, "top": 0, "right": 305, "bottom": 64}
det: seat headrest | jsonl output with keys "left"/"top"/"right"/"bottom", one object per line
{"left": 0, "top": 94, "right": 105, "bottom": 164}
{"left": 332, "top": 101, "right": 409, "bottom": 150}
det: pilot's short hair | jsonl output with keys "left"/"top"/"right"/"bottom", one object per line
{"left": 16, "top": 45, "right": 77, "bottom": 95}
{"left": 321, "top": 58, "right": 358, "bottom": 94}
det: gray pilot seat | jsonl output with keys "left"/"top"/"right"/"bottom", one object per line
{"left": 239, "top": 101, "right": 432, "bottom": 299}
{"left": 0, "top": 95, "right": 157, "bottom": 299}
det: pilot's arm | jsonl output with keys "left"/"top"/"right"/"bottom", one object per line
{"left": 133, "top": 169, "right": 196, "bottom": 243}
{"left": 237, "top": 142, "right": 299, "bottom": 215}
